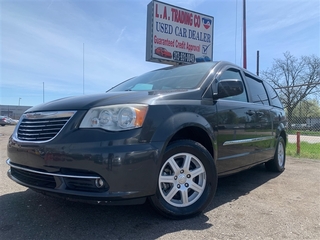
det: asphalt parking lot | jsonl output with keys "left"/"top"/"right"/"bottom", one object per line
{"left": 1, "top": 125, "right": 319, "bottom": 240}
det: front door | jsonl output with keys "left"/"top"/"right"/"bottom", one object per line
{"left": 214, "top": 67, "right": 256, "bottom": 175}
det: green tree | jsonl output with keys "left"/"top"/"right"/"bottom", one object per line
{"left": 292, "top": 99, "right": 320, "bottom": 125}
{"left": 261, "top": 52, "right": 320, "bottom": 128}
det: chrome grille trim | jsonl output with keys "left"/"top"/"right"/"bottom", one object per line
{"left": 16, "top": 111, "right": 76, "bottom": 142}
{"left": 6, "top": 159, "right": 100, "bottom": 180}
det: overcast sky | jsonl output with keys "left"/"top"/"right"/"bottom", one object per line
{"left": 1, "top": 0, "right": 319, "bottom": 107}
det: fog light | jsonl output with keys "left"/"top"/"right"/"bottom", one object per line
{"left": 95, "top": 178, "right": 104, "bottom": 188}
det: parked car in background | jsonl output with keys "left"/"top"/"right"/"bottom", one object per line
{"left": 291, "top": 123, "right": 308, "bottom": 130}
{"left": 6, "top": 61, "right": 287, "bottom": 219}
{"left": 0, "top": 116, "right": 13, "bottom": 126}
{"left": 0, "top": 116, "right": 17, "bottom": 126}
{"left": 8, "top": 118, "right": 18, "bottom": 125}
{"left": 12, "top": 119, "right": 19, "bottom": 124}
{"left": 0, "top": 116, "right": 8, "bottom": 126}
{"left": 310, "top": 123, "right": 320, "bottom": 131}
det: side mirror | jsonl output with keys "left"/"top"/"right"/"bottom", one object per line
{"left": 213, "top": 79, "right": 244, "bottom": 99}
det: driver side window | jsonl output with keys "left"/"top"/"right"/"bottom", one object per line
{"left": 218, "top": 68, "right": 248, "bottom": 102}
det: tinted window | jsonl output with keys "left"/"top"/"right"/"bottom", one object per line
{"left": 218, "top": 68, "right": 247, "bottom": 102}
{"left": 264, "top": 82, "right": 283, "bottom": 108}
{"left": 108, "top": 62, "right": 217, "bottom": 91}
{"left": 245, "top": 74, "right": 269, "bottom": 105}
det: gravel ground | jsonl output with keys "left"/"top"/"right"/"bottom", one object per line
{"left": 1, "top": 125, "right": 319, "bottom": 240}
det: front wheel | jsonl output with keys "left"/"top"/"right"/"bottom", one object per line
{"left": 265, "top": 136, "right": 286, "bottom": 172}
{"left": 149, "top": 140, "right": 217, "bottom": 219}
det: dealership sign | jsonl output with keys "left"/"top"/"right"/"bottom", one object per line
{"left": 146, "top": 0, "right": 214, "bottom": 65}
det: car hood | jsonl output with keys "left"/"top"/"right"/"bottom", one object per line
{"left": 26, "top": 90, "right": 199, "bottom": 112}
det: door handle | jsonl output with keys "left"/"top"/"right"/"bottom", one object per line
{"left": 246, "top": 110, "right": 254, "bottom": 116}
{"left": 256, "top": 111, "right": 264, "bottom": 117}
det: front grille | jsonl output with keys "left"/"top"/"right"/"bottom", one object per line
{"left": 11, "top": 168, "right": 56, "bottom": 189}
{"left": 17, "top": 111, "right": 76, "bottom": 141}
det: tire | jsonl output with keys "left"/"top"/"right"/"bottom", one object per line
{"left": 149, "top": 140, "right": 217, "bottom": 219}
{"left": 265, "top": 136, "right": 286, "bottom": 172}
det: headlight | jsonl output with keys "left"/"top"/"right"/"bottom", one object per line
{"left": 80, "top": 104, "right": 148, "bottom": 131}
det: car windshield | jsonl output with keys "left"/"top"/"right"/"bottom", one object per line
{"left": 108, "top": 62, "right": 217, "bottom": 92}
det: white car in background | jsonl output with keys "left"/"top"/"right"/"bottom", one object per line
{"left": 0, "top": 116, "right": 18, "bottom": 126}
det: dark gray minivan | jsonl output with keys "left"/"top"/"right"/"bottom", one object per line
{"left": 7, "top": 61, "right": 287, "bottom": 219}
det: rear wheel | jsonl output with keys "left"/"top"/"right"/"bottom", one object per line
{"left": 265, "top": 136, "right": 286, "bottom": 172}
{"left": 149, "top": 140, "right": 217, "bottom": 219}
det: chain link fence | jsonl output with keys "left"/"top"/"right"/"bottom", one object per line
{"left": 286, "top": 112, "right": 320, "bottom": 159}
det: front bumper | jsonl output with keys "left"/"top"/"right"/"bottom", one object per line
{"left": 7, "top": 129, "right": 162, "bottom": 204}
{"left": 7, "top": 159, "right": 147, "bottom": 205}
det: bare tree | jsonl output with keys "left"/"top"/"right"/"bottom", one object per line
{"left": 261, "top": 52, "right": 320, "bottom": 128}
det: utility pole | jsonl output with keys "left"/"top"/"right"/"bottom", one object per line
{"left": 256, "top": 50, "right": 260, "bottom": 76}
{"left": 243, "top": 0, "right": 247, "bottom": 69}
{"left": 43, "top": 82, "right": 45, "bottom": 103}
{"left": 83, "top": 43, "right": 85, "bottom": 95}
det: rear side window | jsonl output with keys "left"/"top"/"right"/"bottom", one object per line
{"left": 245, "top": 74, "right": 269, "bottom": 105}
{"left": 264, "top": 82, "right": 283, "bottom": 108}
{"left": 218, "top": 68, "right": 248, "bottom": 102}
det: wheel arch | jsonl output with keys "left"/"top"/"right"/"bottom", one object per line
{"left": 169, "top": 126, "right": 215, "bottom": 160}
{"left": 151, "top": 112, "right": 216, "bottom": 163}
{"left": 280, "top": 130, "right": 287, "bottom": 147}
{"left": 276, "top": 122, "right": 287, "bottom": 147}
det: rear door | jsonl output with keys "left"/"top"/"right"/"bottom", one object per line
{"left": 244, "top": 73, "right": 274, "bottom": 163}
